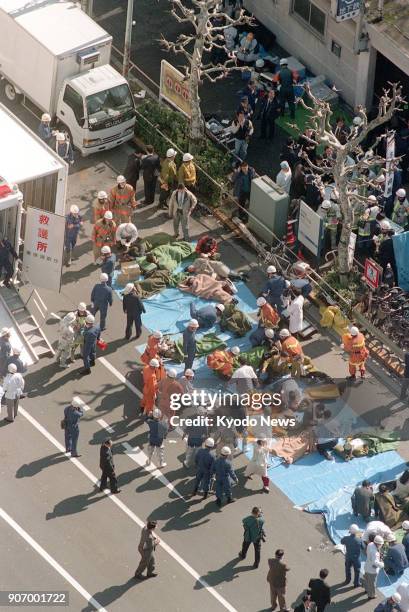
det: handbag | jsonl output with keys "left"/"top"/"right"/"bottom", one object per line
{"left": 60, "top": 418, "right": 67, "bottom": 430}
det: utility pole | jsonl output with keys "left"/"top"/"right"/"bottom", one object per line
{"left": 123, "top": 0, "right": 134, "bottom": 79}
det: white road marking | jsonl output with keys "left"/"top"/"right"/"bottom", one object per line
{"left": 49, "top": 312, "right": 62, "bottom": 320}
{"left": 98, "top": 357, "right": 142, "bottom": 397}
{"left": 97, "top": 418, "right": 114, "bottom": 434}
{"left": 0, "top": 508, "right": 107, "bottom": 612}
{"left": 72, "top": 396, "right": 90, "bottom": 411}
{"left": 95, "top": 6, "right": 123, "bottom": 21}
{"left": 18, "top": 407, "right": 237, "bottom": 612}
{"left": 122, "top": 442, "right": 185, "bottom": 501}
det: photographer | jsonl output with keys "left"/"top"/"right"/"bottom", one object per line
{"left": 238, "top": 506, "right": 266, "bottom": 568}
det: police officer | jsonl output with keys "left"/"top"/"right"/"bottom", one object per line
{"left": 277, "top": 58, "right": 295, "bottom": 119}
{"left": 122, "top": 283, "right": 145, "bottom": 340}
{"left": 193, "top": 437, "right": 215, "bottom": 499}
{"left": 146, "top": 408, "right": 168, "bottom": 468}
{"left": 183, "top": 319, "right": 199, "bottom": 372}
{"left": 99, "top": 439, "right": 120, "bottom": 494}
{"left": 80, "top": 314, "right": 100, "bottom": 376}
{"left": 213, "top": 446, "right": 238, "bottom": 508}
{"left": 7, "top": 347, "right": 27, "bottom": 374}
{"left": 55, "top": 131, "right": 74, "bottom": 164}
{"left": 341, "top": 524, "right": 362, "bottom": 587}
{"left": 90, "top": 273, "right": 113, "bottom": 331}
{"left": 64, "top": 205, "right": 83, "bottom": 266}
{"left": 0, "top": 327, "right": 12, "bottom": 377}
{"left": 183, "top": 406, "right": 209, "bottom": 468}
{"left": 0, "top": 238, "right": 18, "bottom": 288}
{"left": 63, "top": 397, "right": 84, "bottom": 457}
{"left": 100, "top": 245, "right": 116, "bottom": 287}
{"left": 38, "top": 113, "right": 52, "bottom": 143}
{"left": 261, "top": 266, "right": 287, "bottom": 314}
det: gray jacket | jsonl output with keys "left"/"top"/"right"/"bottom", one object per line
{"left": 168, "top": 188, "right": 197, "bottom": 219}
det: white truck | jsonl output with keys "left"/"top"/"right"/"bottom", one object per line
{"left": 0, "top": 0, "right": 136, "bottom": 156}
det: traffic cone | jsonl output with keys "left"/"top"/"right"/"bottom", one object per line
{"left": 286, "top": 220, "right": 296, "bottom": 246}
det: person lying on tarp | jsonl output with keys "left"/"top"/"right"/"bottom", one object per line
{"left": 186, "top": 255, "right": 249, "bottom": 282}
{"left": 179, "top": 274, "right": 239, "bottom": 304}
{"left": 375, "top": 484, "right": 408, "bottom": 529}
{"left": 195, "top": 235, "right": 218, "bottom": 259}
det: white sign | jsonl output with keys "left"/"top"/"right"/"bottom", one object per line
{"left": 384, "top": 132, "right": 395, "bottom": 199}
{"left": 297, "top": 200, "right": 323, "bottom": 256}
{"left": 22, "top": 206, "right": 65, "bottom": 292}
{"left": 332, "top": 0, "right": 361, "bottom": 22}
{"left": 348, "top": 231, "right": 357, "bottom": 269}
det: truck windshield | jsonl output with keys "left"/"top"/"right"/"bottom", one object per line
{"left": 86, "top": 83, "right": 134, "bottom": 121}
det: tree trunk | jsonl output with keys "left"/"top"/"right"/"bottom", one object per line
{"left": 188, "top": 7, "right": 208, "bottom": 149}
{"left": 334, "top": 159, "right": 353, "bottom": 287}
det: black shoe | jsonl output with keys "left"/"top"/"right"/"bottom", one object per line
{"left": 111, "top": 489, "right": 121, "bottom": 494}
{"left": 192, "top": 489, "right": 198, "bottom": 496}
{"left": 99, "top": 487, "right": 105, "bottom": 492}
{"left": 227, "top": 497, "right": 235, "bottom": 504}
{"left": 90, "top": 360, "right": 95, "bottom": 367}
{"left": 71, "top": 453, "right": 81, "bottom": 457}
{"left": 147, "top": 572, "right": 158, "bottom": 578}
{"left": 346, "top": 375, "right": 356, "bottom": 380}
{"left": 252, "top": 563, "right": 259, "bottom": 569}
{"left": 203, "top": 492, "right": 208, "bottom": 500}
{"left": 80, "top": 368, "right": 91, "bottom": 375}
{"left": 238, "top": 552, "right": 245, "bottom": 559}
{"left": 216, "top": 498, "right": 222, "bottom": 507}
{"left": 134, "top": 574, "right": 146, "bottom": 580}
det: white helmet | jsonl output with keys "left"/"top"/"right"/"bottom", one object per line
{"left": 78, "top": 302, "right": 87, "bottom": 311}
{"left": 230, "top": 346, "right": 240, "bottom": 356}
{"left": 221, "top": 446, "right": 231, "bottom": 456}
{"left": 153, "top": 408, "right": 162, "bottom": 418}
{"left": 104, "top": 211, "right": 113, "bottom": 221}
{"left": 185, "top": 369, "right": 194, "bottom": 377}
{"left": 267, "top": 265, "right": 276, "bottom": 274}
{"left": 123, "top": 283, "right": 134, "bottom": 295}
{"left": 0, "top": 327, "right": 11, "bottom": 336}
{"left": 379, "top": 219, "right": 391, "bottom": 231}
{"left": 71, "top": 397, "right": 82, "bottom": 408}
{"left": 7, "top": 363, "right": 17, "bottom": 373}
{"left": 101, "top": 245, "right": 111, "bottom": 254}
{"left": 257, "top": 297, "right": 267, "bottom": 307}
{"left": 215, "top": 304, "right": 225, "bottom": 313}
{"left": 70, "top": 205, "right": 79, "bottom": 214}
{"left": 125, "top": 223, "right": 135, "bottom": 233}
{"left": 397, "top": 188, "right": 406, "bottom": 198}
{"left": 188, "top": 319, "right": 199, "bottom": 328}
{"left": 166, "top": 148, "right": 176, "bottom": 158}
{"left": 13, "top": 347, "right": 22, "bottom": 355}
{"left": 153, "top": 330, "right": 163, "bottom": 339}
{"left": 349, "top": 524, "right": 360, "bottom": 534}
{"left": 117, "top": 175, "right": 126, "bottom": 184}
{"left": 149, "top": 358, "right": 160, "bottom": 368}
{"left": 64, "top": 312, "right": 76, "bottom": 325}
{"left": 321, "top": 200, "right": 331, "bottom": 210}
{"left": 374, "top": 535, "right": 384, "bottom": 545}
{"left": 85, "top": 314, "right": 95, "bottom": 324}
{"left": 353, "top": 116, "right": 363, "bottom": 126}
{"left": 279, "top": 328, "right": 290, "bottom": 338}
{"left": 392, "top": 593, "right": 402, "bottom": 604}
{"left": 402, "top": 520, "right": 409, "bottom": 531}
{"left": 167, "top": 368, "right": 177, "bottom": 378}
{"left": 41, "top": 113, "right": 51, "bottom": 122}
{"left": 350, "top": 326, "right": 359, "bottom": 336}
{"left": 56, "top": 132, "right": 65, "bottom": 142}
{"left": 100, "top": 273, "right": 109, "bottom": 282}
{"left": 98, "top": 190, "right": 107, "bottom": 199}
{"left": 183, "top": 153, "right": 193, "bottom": 162}
{"left": 367, "top": 195, "right": 377, "bottom": 204}
{"left": 205, "top": 437, "right": 215, "bottom": 448}
{"left": 265, "top": 328, "right": 275, "bottom": 339}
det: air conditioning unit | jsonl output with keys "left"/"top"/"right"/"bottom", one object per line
{"left": 77, "top": 49, "right": 100, "bottom": 68}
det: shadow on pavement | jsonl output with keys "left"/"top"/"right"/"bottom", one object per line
{"left": 16, "top": 452, "right": 67, "bottom": 478}
{"left": 81, "top": 578, "right": 137, "bottom": 612}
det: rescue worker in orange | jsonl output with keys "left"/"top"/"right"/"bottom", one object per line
{"left": 141, "top": 358, "right": 165, "bottom": 415}
{"left": 256, "top": 296, "right": 280, "bottom": 328}
{"left": 157, "top": 368, "right": 184, "bottom": 422}
{"left": 341, "top": 325, "right": 369, "bottom": 380}
{"left": 207, "top": 346, "right": 241, "bottom": 378}
{"left": 140, "top": 330, "right": 166, "bottom": 365}
{"left": 109, "top": 175, "right": 137, "bottom": 225}
{"left": 93, "top": 190, "right": 110, "bottom": 223}
{"left": 279, "top": 328, "right": 303, "bottom": 377}
{"left": 92, "top": 211, "right": 117, "bottom": 263}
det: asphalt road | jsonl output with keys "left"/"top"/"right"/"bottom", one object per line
{"left": 1, "top": 64, "right": 407, "bottom": 612}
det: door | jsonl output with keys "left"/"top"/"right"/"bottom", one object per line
{"left": 57, "top": 84, "right": 86, "bottom": 148}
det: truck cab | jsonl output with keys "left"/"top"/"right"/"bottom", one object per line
{"left": 57, "top": 65, "right": 136, "bottom": 157}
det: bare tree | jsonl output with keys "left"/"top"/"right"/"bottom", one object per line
{"left": 161, "top": 0, "right": 253, "bottom": 147}
{"left": 290, "top": 83, "right": 403, "bottom": 284}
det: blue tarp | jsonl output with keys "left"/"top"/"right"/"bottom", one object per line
{"left": 393, "top": 231, "right": 409, "bottom": 291}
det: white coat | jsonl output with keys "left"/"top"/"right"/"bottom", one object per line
{"left": 276, "top": 169, "right": 292, "bottom": 194}
{"left": 288, "top": 295, "right": 304, "bottom": 334}
{"left": 244, "top": 444, "right": 269, "bottom": 477}
{"left": 364, "top": 542, "right": 384, "bottom": 575}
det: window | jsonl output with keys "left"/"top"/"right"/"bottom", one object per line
{"left": 293, "top": 0, "right": 326, "bottom": 37}
{"left": 63, "top": 85, "right": 84, "bottom": 125}
{"left": 331, "top": 40, "right": 342, "bottom": 58}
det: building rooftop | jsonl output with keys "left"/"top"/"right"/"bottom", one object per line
{"left": 368, "top": 0, "right": 409, "bottom": 53}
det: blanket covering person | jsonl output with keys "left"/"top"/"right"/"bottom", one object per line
{"left": 136, "top": 242, "right": 194, "bottom": 273}
{"left": 219, "top": 303, "right": 252, "bottom": 336}
{"left": 178, "top": 274, "right": 236, "bottom": 304}
{"left": 133, "top": 271, "right": 187, "bottom": 299}
{"left": 170, "top": 333, "right": 227, "bottom": 363}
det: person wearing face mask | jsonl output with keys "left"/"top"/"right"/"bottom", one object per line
{"left": 38, "top": 113, "right": 52, "bottom": 143}
{"left": 392, "top": 188, "right": 409, "bottom": 230}
{"left": 64, "top": 205, "right": 83, "bottom": 266}
{"left": 109, "top": 175, "right": 137, "bottom": 225}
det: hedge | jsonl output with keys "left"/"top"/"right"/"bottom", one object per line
{"left": 135, "top": 99, "right": 232, "bottom": 204}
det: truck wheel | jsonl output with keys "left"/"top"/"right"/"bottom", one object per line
{"left": 4, "top": 82, "right": 20, "bottom": 103}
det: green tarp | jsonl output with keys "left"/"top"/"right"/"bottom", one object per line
{"left": 171, "top": 333, "right": 227, "bottom": 363}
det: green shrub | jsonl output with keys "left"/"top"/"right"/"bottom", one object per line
{"left": 317, "top": 268, "right": 365, "bottom": 306}
{"left": 135, "top": 99, "right": 231, "bottom": 204}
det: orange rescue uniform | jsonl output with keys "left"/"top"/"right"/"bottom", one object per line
{"left": 92, "top": 219, "right": 117, "bottom": 261}
{"left": 207, "top": 349, "right": 236, "bottom": 378}
{"left": 342, "top": 332, "right": 368, "bottom": 377}
{"left": 157, "top": 378, "right": 184, "bottom": 420}
{"left": 93, "top": 197, "right": 110, "bottom": 223}
{"left": 281, "top": 335, "right": 303, "bottom": 377}
{"left": 109, "top": 183, "right": 137, "bottom": 224}
{"left": 259, "top": 303, "right": 280, "bottom": 328}
{"left": 141, "top": 335, "right": 162, "bottom": 365}
{"left": 141, "top": 364, "right": 166, "bottom": 414}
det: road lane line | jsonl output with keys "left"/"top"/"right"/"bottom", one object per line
{"left": 0, "top": 508, "right": 107, "bottom": 612}
{"left": 122, "top": 442, "right": 185, "bottom": 501}
{"left": 73, "top": 396, "right": 90, "bottom": 411}
{"left": 98, "top": 357, "right": 142, "bottom": 397}
{"left": 18, "top": 406, "right": 238, "bottom": 612}
{"left": 97, "top": 418, "right": 114, "bottom": 434}
{"left": 49, "top": 312, "right": 61, "bottom": 320}
{"left": 95, "top": 6, "right": 123, "bottom": 21}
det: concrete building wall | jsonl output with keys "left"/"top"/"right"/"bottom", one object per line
{"left": 244, "top": 0, "right": 363, "bottom": 107}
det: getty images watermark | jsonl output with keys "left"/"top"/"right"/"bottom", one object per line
{"left": 168, "top": 390, "right": 297, "bottom": 429}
